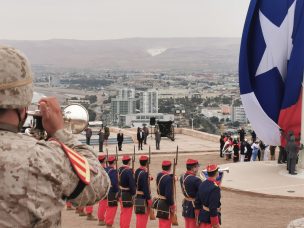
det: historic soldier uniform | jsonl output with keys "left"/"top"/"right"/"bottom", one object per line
{"left": 180, "top": 159, "right": 202, "bottom": 228}
{"left": 0, "top": 45, "right": 110, "bottom": 227}
{"left": 96, "top": 154, "right": 108, "bottom": 225}
{"left": 134, "top": 155, "right": 152, "bottom": 228}
{"left": 196, "top": 164, "right": 221, "bottom": 228}
{"left": 86, "top": 153, "right": 106, "bottom": 221}
{"left": 118, "top": 155, "right": 136, "bottom": 228}
{"left": 104, "top": 155, "right": 119, "bottom": 227}
{"left": 154, "top": 160, "right": 175, "bottom": 228}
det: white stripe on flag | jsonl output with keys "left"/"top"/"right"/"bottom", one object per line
{"left": 241, "top": 92, "right": 281, "bottom": 146}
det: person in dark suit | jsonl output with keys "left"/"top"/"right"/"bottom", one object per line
{"left": 143, "top": 125, "right": 149, "bottom": 144}
{"left": 155, "top": 129, "right": 161, "bottom": 150}
{"left": 238, "top": 128, "right": 246, "bottom": 142}
{"left": 97, "top": 128, "right": 105, "bottom": 152}
{"left": 117, "top": 130, "right": 124, "bottom": 151}
{"left": 219, "top": 134, "right": 225, "bottom": 158}
{"left": 85, "top": 127, "right": 92, "bottom": 145}
{"left": 137, "top": 128, "right": 145, "bottom": 150}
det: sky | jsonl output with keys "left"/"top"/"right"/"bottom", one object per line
{"left": 0, "top": 0, "right": 250, "bottom": 40}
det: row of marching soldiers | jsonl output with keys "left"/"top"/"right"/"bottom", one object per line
{"left": 68, "top": 153, "right": 223, "bottom": 228}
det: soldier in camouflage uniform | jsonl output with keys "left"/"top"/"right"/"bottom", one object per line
{"left": 0, "top": 45, "right": 110, "bottom": 228}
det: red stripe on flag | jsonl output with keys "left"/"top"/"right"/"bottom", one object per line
{"left": 278, "top": 90, "right": 302, "bottom": 147}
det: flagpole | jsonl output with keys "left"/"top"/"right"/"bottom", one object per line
{"left": 300, "top": 74, "right": 304, "bottom": 169}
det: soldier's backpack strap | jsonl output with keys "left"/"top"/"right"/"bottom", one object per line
{"left": 156, "top": 174, "right": 168, "bottom": 195}
{"left": 48, "top": 138, "right": 91, "bottom": 200}
{"left": 181, "top": 174, "right": 192, "bottom": 198}
{"left": 136, "top": 170, "right": 144, "bottom": 192}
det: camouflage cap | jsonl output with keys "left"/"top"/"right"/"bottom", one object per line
{"left": 0, "top": 45, "right": 33, "bottom": 108}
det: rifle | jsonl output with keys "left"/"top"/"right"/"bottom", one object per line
{"left": 106, "top": 148, "right": 109, "bottom": 167}
{"left": 148, "top": 146, "right": 156, "bottom": 220}
{"left": 115, "top": 146, "right": 119, "bottom": 181}
{"left": 171, "top": 146, "right": 179, "bottom": 226}
{"left": 132, "top": 145, "right": 136, "bottom": 173}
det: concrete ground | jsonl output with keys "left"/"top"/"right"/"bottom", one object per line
{"left": 62, "top": 152, "right": 304, "bottom": 228}
{"left": 87, "top": 134, "right": 219, "bottom": 156}
{"left": 222, "top": 161, "right": 304, "bottom": 198}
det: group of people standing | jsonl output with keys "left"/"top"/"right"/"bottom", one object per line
{"left": 87, "top": 125, "right": 162, "bottom": 152}
{"left": 219, "top": 128, "right": 301, "bottom": 175}
{"left": 67, "top": 155, "right": 223, "bottom": 228}
{"left": 219, "top": 129, "right": 266, "bottom": 162}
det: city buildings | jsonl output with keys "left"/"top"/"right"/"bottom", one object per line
{"left": 231, "top": 106, "right": 247, "bottom": 123}
{"left": 139, "top": 89, "right": 158, "bottom": 113}
{"left": 119, "top": 113, "right": 174, "bottom": 128}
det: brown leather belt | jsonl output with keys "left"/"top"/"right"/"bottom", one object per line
{"left": 184, "top": 197, "right": 195, "bottom": 202}
{"left": 120, "top": 186, "right": 130, "bottom": 191}
{"left": 136, "top": 190, "right": 144, "bottom": 195}
{"left": 203, "top": 205, "right": 221, "bottom": 212}
{"left": 157, "top": 195, "right": 167, "bottom": 200}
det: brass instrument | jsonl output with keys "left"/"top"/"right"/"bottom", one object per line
{"left": 199, "top": 167, "right": 230, "bottom": 181}
{"left": 25, "top": 104, "right": 89, "bottom": 139}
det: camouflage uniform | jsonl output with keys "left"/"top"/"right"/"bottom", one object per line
{"left": 0, "top": 45, "right": 110, "bottom": 227}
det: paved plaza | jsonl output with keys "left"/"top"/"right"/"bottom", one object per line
{"left": 86, "top": 133, "right": 219, "bottom": 156}
{"left": 222, "top": 161, "right": 304, "bottom": 198}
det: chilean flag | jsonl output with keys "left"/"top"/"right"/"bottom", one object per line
{"left": 239, "top": 0, "right": 304, "bottom": 146}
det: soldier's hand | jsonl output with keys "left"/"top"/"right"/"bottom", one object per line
{"left": 39, "top": 97, "right": 64, "bottom": 136}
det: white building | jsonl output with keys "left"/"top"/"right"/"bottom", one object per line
{"left": 139, "top": 90, "right": 158, "bottom": 113}
{"left": 111, "top": 98, "right": 137, "bottom": 124}
{"left": 201, "top": 108, "right": 226, "bottom": 120}
{"left": 231, "top": 106, "right": 247, "bottom": 123}
{"left": 118, "top": 88, "right": 135, "bottom": 99}
{"left": 119, "top": 113, "right": 174, "bottom": 128}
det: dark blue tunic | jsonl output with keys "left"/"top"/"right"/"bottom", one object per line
{"left": 180, "top": 171, "right": 202, "bottom": 218}
{"left": 135, "top": 167, "right": 151, "bottom": 200}
{"left": 156, "top": 171, "right": 173, "bottom": 206}
{"left": 105, "top": 166, "right": 119, "bottom": 193}
{"left": 118, "top": 166, "right": 136, "bottom": 195}
{"left": 195, "top": 178, "right": 221, "bottom": 225}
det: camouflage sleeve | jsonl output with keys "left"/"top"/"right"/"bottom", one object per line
{"left": 48, "top": 129, "right": 110, "bottom": 206}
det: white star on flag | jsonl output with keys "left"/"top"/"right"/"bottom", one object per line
{"left": 255, "top": 0, "right": 296, "bottom": 80}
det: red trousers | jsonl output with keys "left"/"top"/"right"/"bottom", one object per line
{"left": 105, "top": 206, "right": 118, "bottom": 226}
{"left": 98, "top": 199, "right": 107, "bottom": 221}
{"left": 136, "top": 208, "right": 149, "bottom": 228}
{"left": 199, "top": 223, "right": 212, "bottom": 228}
{"left": 159, "top": 218, "right": 171, "bottom": 228}
{"left": 120, "top": 206, "right": 133, "bottom": 228}
{"left": 185, "top": 218, "right": 199, "bottom": 228}
{"left": 66, "top": 202, "right": 72, "bottom": 208}
{"left": 85, "top": 206, "right": 93, "bottom": 214}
